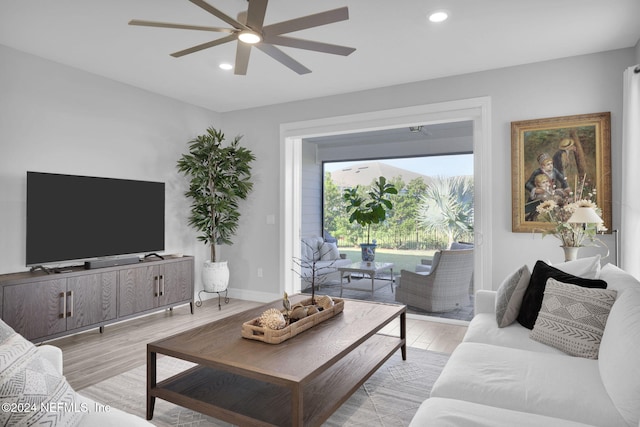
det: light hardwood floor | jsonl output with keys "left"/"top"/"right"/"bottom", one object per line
{"left": 44, "top": 298, "right": 468, "bottom": 391}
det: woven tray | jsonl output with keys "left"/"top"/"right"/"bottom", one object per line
{"left": 241, "top": 297, "right": 344, "bottom": 344}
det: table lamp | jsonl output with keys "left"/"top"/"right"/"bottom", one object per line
{"left": 567, "top": 207, "right": 603, "bottom": 227}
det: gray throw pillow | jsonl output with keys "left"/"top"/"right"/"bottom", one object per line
{"left": 530, "top": 278, "right": 617, "bottom": 359}
{"left": 495, "top": 265, "right": 531, "bottom": 327}
{"left": 0, "top": 319, "right": 84, "bottom": 426}
{"left": 319, "top": 241, "right": 340, "bottom": 261}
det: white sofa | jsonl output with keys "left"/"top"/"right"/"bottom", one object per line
{"left": 0, "top": 318, "right": 151, "bottom": 426}
{"left": 299, "top": 236, "right": 352, "bottom": 287}
{"left": 410, "top": 259, "right": 640, "bottom": 427}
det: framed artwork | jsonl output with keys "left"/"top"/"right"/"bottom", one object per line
{"left": 511, "top": 112, "right": 611, "bottom": 233}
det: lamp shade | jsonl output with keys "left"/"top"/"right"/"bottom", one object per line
{"left": 567, "top": 207, "right": 603, "bottom": 224}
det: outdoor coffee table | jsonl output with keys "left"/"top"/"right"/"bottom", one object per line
{"left": 147, "top": 294, "right": 406, "bottom": 427}
{"left": 338, "top": 262, "right": 395, "bottom": 297}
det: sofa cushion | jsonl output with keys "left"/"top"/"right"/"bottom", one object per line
{"left": 598, "top": 288, "right": 640, "bottom": 427}
{"left": 300, "top": 236, "right": 323, "bottom": 261}
{"left": 410, "top": 397, "right": 598, "bottom": 427}
{"left": 530, "top": 278, "right": 617, "bottom": 359}
{"left": 450, "top": 241, "right": 474, "bottom": 250}
{"left": 550, "top": 255, "right": 602, "bottom": 279}
{"left": 430, "top": 342, "right": 627, "bottom": 426}
{"left": 299, "top": 258, "right": 352, "bottom": 284}
{"left": 319, "top": 241, "right": 340, "bottom": 261}
{"left": 495, "top": 265, "right": 531, "bottom": 327}
{"left": 463, "top": 313, "right": 566, "bottom": 354}
{"left": 517, "top": 261, "right": 608, "bottom": 329}
{"left": 0, "top": 319, "right": 84, "bottom": 426}
{"left": 598, "top": 263, "right": 640, "bottom": 294}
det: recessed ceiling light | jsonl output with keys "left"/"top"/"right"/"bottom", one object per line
{"left": 428, "top": 10, "right": 449, "bottom": 23}
{"left": 238, "top": 30, "right": 262, "bottom": 44}
{"left": 219, "top": 63, "right": 233, "bottom": 71}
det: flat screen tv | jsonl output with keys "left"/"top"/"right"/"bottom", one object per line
{"left": 26, "top": 171, "right": 165, "bottom": 266}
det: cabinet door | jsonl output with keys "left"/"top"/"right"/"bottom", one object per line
{"left": 2, "top": 279, "right": 66, "bottom": 340}
{"left": 66, "top": 271, "right": 117, "bottom": 330}
{"left": 118, "top": 265, "right": 157, "bottom": 317}
{"left": 158, "top": 259, "right": 193, "bottom": 307}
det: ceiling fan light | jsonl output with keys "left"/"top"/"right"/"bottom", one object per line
{"left": 238, "top": 31, "right": 261, "bottom": 44}
{"left": 428, "top": 10, "right": 449, "bottom": 23}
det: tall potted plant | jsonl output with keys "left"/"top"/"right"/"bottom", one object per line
{"left": 343, "top": 176, "right": 397, "bottom": 261}
{"left": 177, "top": 127, "right": 255, "bottom": 292}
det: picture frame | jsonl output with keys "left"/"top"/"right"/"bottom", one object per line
{"left": 511, "top": 112, "right": 611, "bottom": 233}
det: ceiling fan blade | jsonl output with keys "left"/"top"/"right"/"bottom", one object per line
{"left": 264, "top": 35, "right": 355, "bottom": 56}
{"left": 263, "top": 7, "right": 349, "bottom": 36}
{"left": 256, "top": 44, "right": 311, "bottom": 75}
{"left": 189, "top": 0, "right": 249, "bottom": 30}
{"left": 128, "top": 19, "right": 235, "bottom": 34}
{"left": 246, "top": 0, "right": 268, "bottom": 31}
{"left": 170, "top": 34, "right": 236, "bottom": 57}
{"left": 234, "top": 42, "right": 252, "bottom": 75}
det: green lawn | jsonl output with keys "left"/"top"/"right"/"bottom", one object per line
{"left": 338, "top": 248, "right": 437, "bottom": 275}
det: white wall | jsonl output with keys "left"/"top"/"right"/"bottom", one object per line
{"left": 1, "top": 45, "right": 636, "bottom": 303}
{"left": 0, "top": 45, "right": 219, "bottom": 295}
{"left": 221, "top": 48, "right": 635, "bottom": 297}
{"left": 301, "top": 142, "right": 322, "bottom": 238}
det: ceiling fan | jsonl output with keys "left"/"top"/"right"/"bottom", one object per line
{"left": 129, "top": 0, "right": 356, "bottom": 75}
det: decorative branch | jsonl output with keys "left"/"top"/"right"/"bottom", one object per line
{"left": 291, "top": 240, "right": 340, "bottom": 304}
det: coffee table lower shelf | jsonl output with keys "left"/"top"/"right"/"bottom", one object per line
{"left": 148, "top": 334, "right": 404, "bottom": 427}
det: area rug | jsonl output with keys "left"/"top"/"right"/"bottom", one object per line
{"left": 80, "top": 347, "right": 448, "bottom": 427}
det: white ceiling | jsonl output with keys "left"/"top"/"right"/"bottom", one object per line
{"left": 1, "top": 0, "right": 639, "bottom": 113}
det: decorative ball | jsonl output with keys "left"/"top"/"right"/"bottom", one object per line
{"left": 259, "top": 308, "right": 286, "bottom": 330}
{"left": 290, "top": 305, "right": 308, "bottom": 320}
{"left": 307, "top": 305, "right": 319, "bottom": 315}
{"left": 317, "top": 295, "right": 335, "bottom": 310}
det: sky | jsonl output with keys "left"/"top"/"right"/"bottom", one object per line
{"left": 323, "top": 154, "right": 474, "bottom": 177}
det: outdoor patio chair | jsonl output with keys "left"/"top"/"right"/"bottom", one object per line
{"left": 395, "top": 248, "right": 474, "bottom": 312}
{"left": 416, "top": 241, "right": 473, "bottom": 273}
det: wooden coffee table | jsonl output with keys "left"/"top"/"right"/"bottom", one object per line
{"left": 147, "top": 295, "right": 406, "bottom": 426}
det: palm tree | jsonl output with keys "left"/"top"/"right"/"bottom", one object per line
{"left": 417, "top": 176, "right": 474, "bottom": 247}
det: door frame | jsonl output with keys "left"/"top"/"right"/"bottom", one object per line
{"left": 280, "top": 97, "right": 493, "bottom": 297}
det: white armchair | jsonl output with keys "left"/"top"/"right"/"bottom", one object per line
{"left": 396, "top": 249, "right": 474, "bottom": 312}
{"left": 416, "top": 241, "right": 473, "bottom": 273}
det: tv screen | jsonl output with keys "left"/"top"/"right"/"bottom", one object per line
{"left": 26, "top": 172, "right": 165, "bottom": 266}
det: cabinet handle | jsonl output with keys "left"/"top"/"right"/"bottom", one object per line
{"left": 60, "top": 292, "right": 66, "bottom": 319}
{"left": 68, "top": 291, "right": 74, "bottom": 318}
{"left": 154, "top": 275, "right": 159, "bottom": 297}
{"left": 160, "top": 275, "right": 165, "bottom": 296}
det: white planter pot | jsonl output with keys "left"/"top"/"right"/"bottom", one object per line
{"left": 202, "top": 261, "right": 229, "bottom": 292}
{"left": 561, "top": 246, "right": 580, "bottom": 262}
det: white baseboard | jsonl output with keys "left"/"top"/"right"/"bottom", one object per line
{"left": 195, "top": 287, "right": 279, "bottom": 304}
